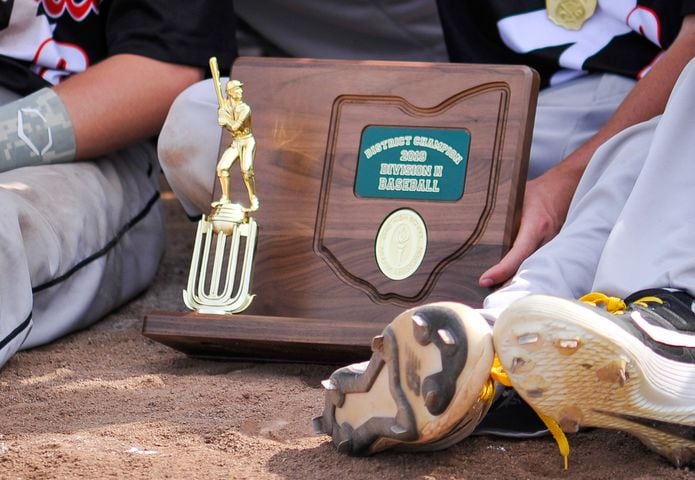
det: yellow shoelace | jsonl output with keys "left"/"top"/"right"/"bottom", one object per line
{"left": 579, "top": 291, "right": 663, "bottom": 313}
{"left": 486, "top": 356, "right": 571, "bottom": 470}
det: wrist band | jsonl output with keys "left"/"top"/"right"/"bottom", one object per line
{"left": 0, "top": 88, "right": 76, "bottom": 172}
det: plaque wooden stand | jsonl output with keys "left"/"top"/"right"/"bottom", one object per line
{"left": 143, "top": 57, "right": 539, "bottom": 364}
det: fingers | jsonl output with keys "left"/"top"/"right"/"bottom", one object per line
{"left": 479, "top": 223, "right": 544, "bottom": 288}
{"left": 478, "top": 179, "right": 563, "bottom": 288}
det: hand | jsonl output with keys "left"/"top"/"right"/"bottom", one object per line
{"left": 218, "top": 107, "right": 227, "bottom": 126}
{"left": 479, "top": 168, "right": 577, "bottom": 288}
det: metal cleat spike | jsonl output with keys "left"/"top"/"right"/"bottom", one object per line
{"left": 412, "top": 313, "right": 432, "bottom": 345}
{"left": 371, "top": 335, "right": 385, "bottom": 353}
{"left": 558, "top": 406, "right": 583, "bottom": 433}
{"left": 518, "top": 333, "right": 539, "bottom": 345}
{"left": 412, "top": 314, "right": 428, "bottom": 328}
{"left": 321, "top": 379, "right": 337, "bottom": 390}
{"left": 424, "top": 390, "right": 438, "bottom": 409}
{"left": 312, "top": 416, "right": 326, "bottom": 434}
{"left": 511, "top": 356, "right": 526, "bottom": 373}
{"left": 618, "top": 358, "right": 628, "bottom": 386}
{"left": 555, "top": 338, "right": 581, "bottom": 355}
{"left": 337, "top": 438, "right": 352, "bottom": 454}
{"left": 559, "top": 416, "right": 580, "bottom": 433}
{"left": 437, "top": 328, "right": 456, "bottom": 345}
{"left": 525, "top": 388, "right": 544, "bottom": 398}
{"left": 596, "top": 358, "right": 629, "bottom": 386}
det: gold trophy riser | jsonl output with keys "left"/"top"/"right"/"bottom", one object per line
{"left": 183, "top": 215, "right": 257, "bottom": 314}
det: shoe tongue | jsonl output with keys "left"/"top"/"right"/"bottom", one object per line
{"left": 625, "top": 288, "right": 695, "bottom": 332}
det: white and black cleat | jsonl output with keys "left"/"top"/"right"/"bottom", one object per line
{"left": 494, "top": 290, "right": 695, "bottom": 467}
{"left": 313, "top": 302, "right": 494, "bottom": 455}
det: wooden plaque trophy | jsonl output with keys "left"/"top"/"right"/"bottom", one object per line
{"left": 143, "top": 57, "right": 539, "bottom": 364}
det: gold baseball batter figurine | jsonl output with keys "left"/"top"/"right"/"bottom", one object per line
{"left": 183, "top": 57, "right": 259, "bottom": 314}
{"left": 210, "top": 60, "right": 259, "bottom": 214}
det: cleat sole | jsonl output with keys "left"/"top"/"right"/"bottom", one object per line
{"left": 315, "top": 302, "right": 494, "bottom": 455}
{"left": 494, "top": 295, "right": 695, "bottom": 467}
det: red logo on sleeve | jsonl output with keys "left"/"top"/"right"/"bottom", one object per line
{"left": 41, "top": 0, "right": 100, "bottom": 22}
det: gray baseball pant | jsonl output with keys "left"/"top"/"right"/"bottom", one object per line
{"left": 0, "top": 86, "right": 165, "bottom": 369}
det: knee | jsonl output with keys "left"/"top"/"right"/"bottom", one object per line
{"left": 158, "top": 79, "right": 221, "bottom": 173}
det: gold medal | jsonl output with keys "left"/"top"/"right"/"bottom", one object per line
{"left": 546, "top": 0, "right": 597, "bottom": 30}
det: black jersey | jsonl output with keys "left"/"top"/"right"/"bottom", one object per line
{"left": 437, "top": 0, "right": 695, "bottom": 86}
{"left": 0, "top": 0, "right": 237, "bottom": 95}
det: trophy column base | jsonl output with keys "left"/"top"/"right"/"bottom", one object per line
{"left": 142, "top": 311, "right": 379, "bottom": 364}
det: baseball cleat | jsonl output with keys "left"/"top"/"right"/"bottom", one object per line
{"left": 494, "top": 289, "right": 695, "bottom": 467}
{"left": 313, "top": 302, "right": 495, "bottom": 455}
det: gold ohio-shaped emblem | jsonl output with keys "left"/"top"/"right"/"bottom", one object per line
{"left": 546, "top": 0, "right": 597, "bottom": 30}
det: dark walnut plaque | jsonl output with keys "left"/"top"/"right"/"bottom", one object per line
{"left": 143, "top": 57, "right": 539, "bottom": 363}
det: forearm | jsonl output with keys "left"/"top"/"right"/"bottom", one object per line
{"left": 54, "top": 53, "right": 204, "bottom": 159}
{"left": 546, "top": 15, "right": 695, "bottom": 192}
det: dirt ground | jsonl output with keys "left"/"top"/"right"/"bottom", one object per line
{"left": 1, "top": 190, "right": 694, "bottom": 480}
